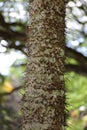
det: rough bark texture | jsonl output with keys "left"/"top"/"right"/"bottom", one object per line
{"left": 22, "top": 0, "right": 66, "bottom": 130}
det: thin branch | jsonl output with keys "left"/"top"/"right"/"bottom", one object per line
{"left": 65, "top": 47, "right": 87, "bottom": 65}
{"left": 66, "top": 64, "right": 87, "bottom": 76}
{"left": 0, "top": 30, "right": 26, "bottom": 41}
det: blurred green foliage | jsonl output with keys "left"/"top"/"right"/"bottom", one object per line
{"left": 66, "top": 72, "right": 87, "bottom": 109}
{"left": 66, "top": 72, "right": 87, "bottom": 130}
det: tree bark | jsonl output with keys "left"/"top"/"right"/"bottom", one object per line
{"left": 22, "top": 0, "right": 66, "bottom": 130}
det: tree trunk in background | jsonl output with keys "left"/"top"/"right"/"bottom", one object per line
{"left": 22, "top": 0, "right": 66, "bottom": 130}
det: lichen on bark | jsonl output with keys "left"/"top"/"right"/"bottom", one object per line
{"left": 22, "top": 0, "right": 66, "bottom": 130}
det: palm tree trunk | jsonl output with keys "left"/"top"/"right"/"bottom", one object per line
{"left": 22, "top": 0, "right": 66, "bottom": 130}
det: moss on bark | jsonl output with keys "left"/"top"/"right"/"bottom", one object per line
{"left": 22, "top": 0, "right": 66, "bottom": 130}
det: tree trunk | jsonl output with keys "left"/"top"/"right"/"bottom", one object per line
{"left": 22, "top": 0, "right": 66, "bottom": 130}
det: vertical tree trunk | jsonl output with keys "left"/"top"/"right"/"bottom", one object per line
{"left": 22, "top": 0, "right": 66, "bottom": 130}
